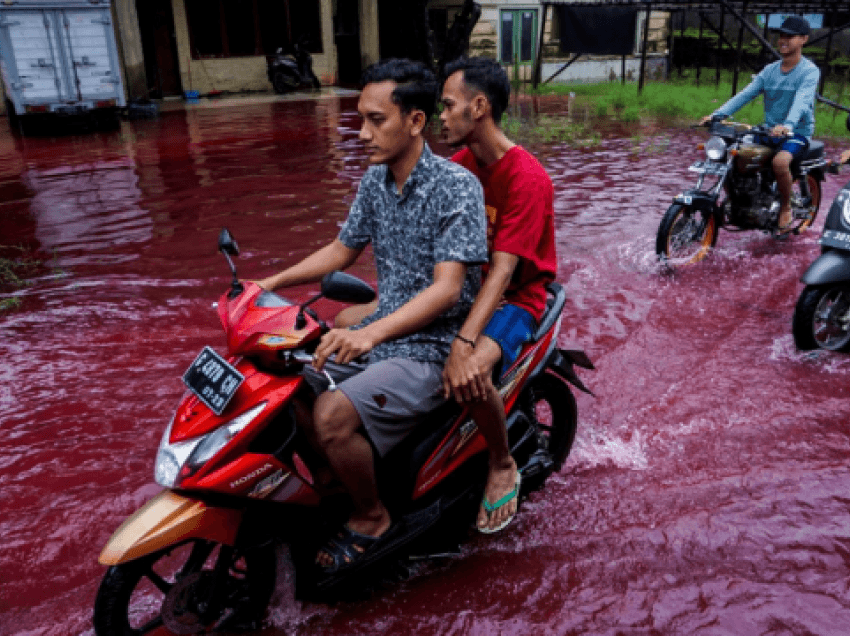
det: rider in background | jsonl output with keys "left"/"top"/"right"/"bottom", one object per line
{"left": 701, "top": 15, "right": 819, "bottom": 235}
{"left": 440, "top": 57, "right": 557, "bottom": 533}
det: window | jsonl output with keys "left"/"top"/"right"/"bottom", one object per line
{"left": 185, "top": 0, "right": 323, "bottom": 59}
{"left": 500, "top": 9, "right": 537, "bottom": 65}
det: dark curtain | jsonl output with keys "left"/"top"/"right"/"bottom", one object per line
{"left": 556, "top": 7, "right": 638, "bottom": 56}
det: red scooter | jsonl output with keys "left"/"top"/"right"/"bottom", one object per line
{"left": 93, "top": 229, "right": 593, "bottom": 634}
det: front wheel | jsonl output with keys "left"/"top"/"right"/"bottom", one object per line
{"left": 656, "top": 203, "right": 718, "bottom": 266}
{"left": 93, "top": 540, "right": 276, "bottom": 635}
{"left": 792, "top": 284, "right": 850, "bottom": 351}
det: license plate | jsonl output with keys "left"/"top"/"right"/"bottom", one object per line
{"left": 688, "top": 161, "right": 727, "bottom": 176}
{"left": 182, "top": 347, "right": 244, "bottom": 415}
{"left": 820, "top": 229, "right": 850, "bottom": 250}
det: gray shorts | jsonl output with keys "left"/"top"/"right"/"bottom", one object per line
{"left": 303, "top": 357, "right": 446, "bottom": 457}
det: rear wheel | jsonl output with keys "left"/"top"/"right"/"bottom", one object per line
{"left": 792, "top": 284, "right": 850, "bottom": 351}
{"left": 791, "top": 174, "right": 822, "bottom": 232}
{"left": 272, "top": 70, "right": 299, "bottom": 94}
{"left": 93, "top": 540, "right": 276, "bottom": 635}
{"left": 524, "top": 372, "right": 578, "bottom": 471}
{"left": 656, "top": 203, "right": 718, "bottom": 266}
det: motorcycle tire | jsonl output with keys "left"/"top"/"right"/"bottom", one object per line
{"left": 272, "top": 70, "right": 299, "bottom": 94}
{"left": 792, "top": 284, "right": 850, "bottom": 351}
{"left": 524, "top": 372, "right": 578, "bottom": 471}
{"left": 93, "top": 540, "right": 276, "bottom": 636}
{"left": 656, "top": 203, "right": 718, "bottom": 266}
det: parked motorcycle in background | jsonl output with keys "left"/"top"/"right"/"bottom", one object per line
{"left": 267, "top": 40, "right": 321, "bottom": 94}
{"left": 793, "top": 114, "right": 850, "bottom": 351}
{"left": 656, "top": 118, "right": 828, "bottom": 266}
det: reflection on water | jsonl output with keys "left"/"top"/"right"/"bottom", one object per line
{"left": 1, "top": 94, "right": 850, "bottom": 636}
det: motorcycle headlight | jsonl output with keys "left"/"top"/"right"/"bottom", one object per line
{"left": 705, "top": 136, "right": 727, "bottom": 161}
{"left": 153, "top": 402, "right": 266, "bottom": 488}
{"left": 184, "top": 402, "right": 267, "bottom": 472}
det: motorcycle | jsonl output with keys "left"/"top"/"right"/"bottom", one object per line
{"left": 656, "top": 118, "right": 829, "bottom": 266}
{"left": 267, "top": 41, "right": 321, "bottom": 94}
{"left": 792, "top": 114, "right": 850, "bottom": 351}
{"left": 92, "top": 229, "right": 593, "bottom": 634}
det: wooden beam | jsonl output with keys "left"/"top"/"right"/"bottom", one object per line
{"left": 543, "top": 53, "right": 581, "bottom": 84}
{"left": 732, "top": 0, "right": 748, "bottom": 95}
{"left": 533, "top": 3, "right": 549, "bottom": 89}
{"left": 639, "top": 3, "right": 651, "bottom": 94}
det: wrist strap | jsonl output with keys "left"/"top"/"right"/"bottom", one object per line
{"left": 455, "top": 334, "right": 475, "bottom": 349}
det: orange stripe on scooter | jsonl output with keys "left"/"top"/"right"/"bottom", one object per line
{"left": 98, "top": 490, "right": 242, "bottom": 566}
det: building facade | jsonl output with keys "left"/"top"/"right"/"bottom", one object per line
{"left": 0, "top": 0, "right": 670, "bottom": 112}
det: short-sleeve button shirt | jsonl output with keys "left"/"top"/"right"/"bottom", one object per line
{"left": 338, "top": 143, "right": 487, "bottom": 364}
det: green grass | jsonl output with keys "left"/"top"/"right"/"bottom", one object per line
{"left": 502, "top": 113, "right": 601, "bottom": 145}
{"left": 530, "top": 73, "right": 850, "bottom": 140}
{"left": 0, "top": 246, "right": 45, "bottom": 311}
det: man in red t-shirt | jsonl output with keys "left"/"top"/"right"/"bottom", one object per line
{"left": 440, "top": 57, "right": 557, "bottom": 533}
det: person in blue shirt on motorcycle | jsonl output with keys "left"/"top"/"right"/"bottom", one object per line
{"left": 701, "top": 15, "right": 820, "bottom": 235}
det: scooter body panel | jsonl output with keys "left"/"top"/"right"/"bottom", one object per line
{"left": 98, "top": 490, "right": 242, "bottom": 566}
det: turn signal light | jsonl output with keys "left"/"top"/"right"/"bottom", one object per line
{"left": 729, "top": 149, "right": 739, "bottom": 156}
{"left": 697, "top": 143, "right": 705, "bottom": 150}
{"left": 25, "top": 104, "right": 48, "bottom": 113}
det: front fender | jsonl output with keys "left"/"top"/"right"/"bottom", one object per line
{"left": 801, "top": 250, "right": 850, "bottom": 286}
{"left": 673, "top": 190, "right": 719, "bottom": 214}
{"left": 98, "top": 490, "right": 243, "bottom": 566}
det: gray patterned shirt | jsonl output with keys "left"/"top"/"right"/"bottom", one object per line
{"left": 339, "top": 143, "right": 487, "bottom": 364}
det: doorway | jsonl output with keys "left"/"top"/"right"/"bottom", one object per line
{"left": 334, "top": 0, "right": 361, "bottom": 86}
{"left": 137, "top": 0, "right": 182, "bottom": 98}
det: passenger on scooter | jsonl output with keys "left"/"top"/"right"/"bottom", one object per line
{"left": 439, "top": 57, "right": 557, "bottom": 533}
{"left": 337, "top": 58, "right": 558, "bottom": 533}
{"left": 257, "top": 58, "right": 488, "bottom": 571}
{"left": 700, "top": 15, "right": 819, "bottom": 235}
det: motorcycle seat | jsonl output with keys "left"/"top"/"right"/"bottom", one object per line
{"left": 532, "top": 282, "right": 566, "bottom": 342}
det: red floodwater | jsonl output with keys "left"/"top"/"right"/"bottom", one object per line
{"left": 2, "top": 94, "right": 850, "bottom": 636}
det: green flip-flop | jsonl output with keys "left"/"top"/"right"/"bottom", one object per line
{"left": 478, "top": 471, "right": 522, "bottom": 534}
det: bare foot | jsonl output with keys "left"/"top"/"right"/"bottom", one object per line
{"left": 477, "top": 457, "right": 519, "bottom": 532}
{"left": 316, "top": 508, "right": 391, "bottom": 568}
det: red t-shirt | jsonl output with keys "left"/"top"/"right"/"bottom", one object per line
{"left": 452, "top": 145, "right": 557, "bottom": 322}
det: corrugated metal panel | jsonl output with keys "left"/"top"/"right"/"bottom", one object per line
{"left": 62, "top": 8, "right": 119, "bottom": 99}
{"left": 6, "top": 10, "right": 62, "bottom": 100}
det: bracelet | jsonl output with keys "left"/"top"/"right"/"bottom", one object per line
{"left": 455, "top": 334, "right": 475, "bottom": 349}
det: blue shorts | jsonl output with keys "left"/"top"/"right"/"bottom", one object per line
{"left": 482, "top": 303, "right": 538, "bottom": 379}
{"left": 756, "top": 132, "right": 809, "bottom": 160}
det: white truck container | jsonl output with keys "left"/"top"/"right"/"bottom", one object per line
{"left": 0, "top": 0, "right": 125, "bottom": 130}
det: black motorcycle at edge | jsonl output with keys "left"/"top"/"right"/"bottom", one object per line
{"left": 267, "top": 41, "right": 321, "bottom": 94}
{"left": 793, "top": 114, "right": 850, "bottom": 351}
{"left": 656, "top": 117, "right": 828, "bottom": 266}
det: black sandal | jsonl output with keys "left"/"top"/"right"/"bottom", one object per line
{"left": 316, "top": 525, "right": 381, "bottom": 573}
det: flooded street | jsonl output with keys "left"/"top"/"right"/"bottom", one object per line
{"left": 2, "top": 94, "right": 850, "bottom": 636}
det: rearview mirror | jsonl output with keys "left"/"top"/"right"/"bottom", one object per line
{"left": 846, "top": 113, "right": 850, "bottom": 133}
{"left": 218, "top": 228, "right": 239, "bottom": 256}
{"left": 321, "top": 271, "right": 376, "bottom": 304}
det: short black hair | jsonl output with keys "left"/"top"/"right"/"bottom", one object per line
{"left": 443, "top": 57, "right": 511, "bottom": 124}
{"left": 361, "top": 58, "right": 439, "bottom": 121}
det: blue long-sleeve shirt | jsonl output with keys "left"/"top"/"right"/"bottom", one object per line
{"left": 713, "top": 57, "right": 820, "bottom": 139}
